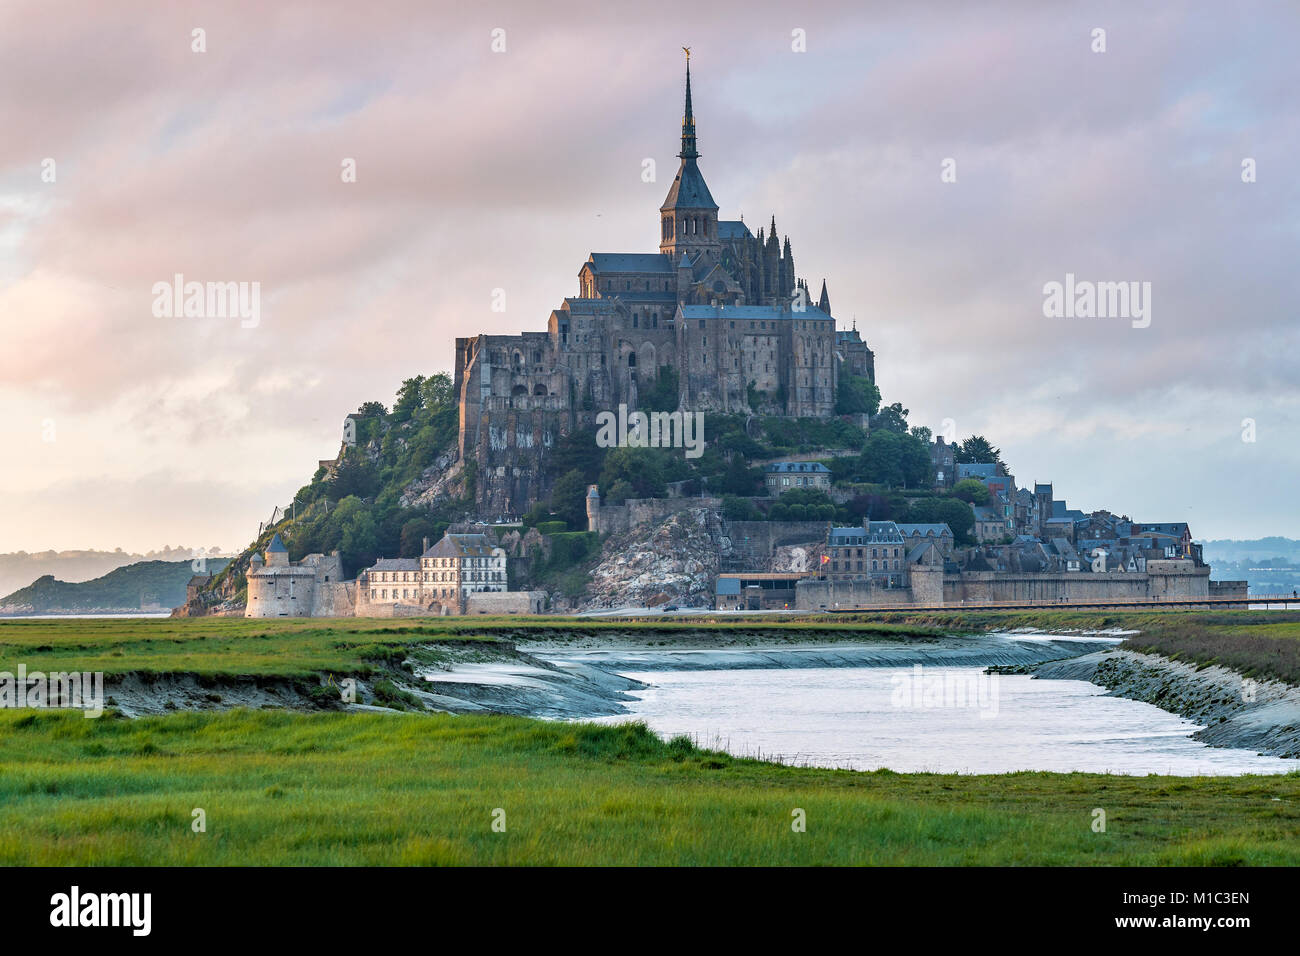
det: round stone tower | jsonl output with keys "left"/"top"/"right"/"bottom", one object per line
{"left": 586, "top": 484, "right": 601, "bottom": 533}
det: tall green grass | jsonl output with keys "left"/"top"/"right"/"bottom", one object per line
{"left": 1, "top": 709, "right": 1296, "bottom": 866}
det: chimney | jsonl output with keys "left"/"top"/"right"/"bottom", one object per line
{"left": 422, "top": 536, "right": 430, "bottom": 554}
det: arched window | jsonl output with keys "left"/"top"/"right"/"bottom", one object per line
{"left": 628, "top": 352, "right": 637, "bottom": 367}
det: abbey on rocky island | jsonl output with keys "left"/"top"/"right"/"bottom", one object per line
{"left": 453, "top": 55, "right": 875, "bottom": 515}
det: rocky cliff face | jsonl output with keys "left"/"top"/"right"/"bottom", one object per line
{"left": 399, "top": 450, "right": 464, "bottom": 509}
{"left": 582, "top": 508, "right": 722, "bottom": 609}
{"left": 771, "top": 543, "right": 824, "bottom": 573}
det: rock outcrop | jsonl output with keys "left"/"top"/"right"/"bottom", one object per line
{"left": 399, "top": 450, "right": 464, "bottom": 509}
{"left": 582, "top": 508, "right": 722, "bottom": 609}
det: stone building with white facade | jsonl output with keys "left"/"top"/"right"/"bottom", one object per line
{"left": 358, "top": 532, "right": 509, "bottom": 615}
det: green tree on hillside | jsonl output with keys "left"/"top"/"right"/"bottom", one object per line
{"left": 952, "top": 478, "right": 991, "bottom": 505}
{"left": 907, "top": 497, "right": 977, "bottom": 546}
{"left": 547, "top": 427, "right": 606, "bottom": 482}
{"left": 549, "top": 469, "right": 591, "bottom": 530}
{"left": 605, "top": 479, "right": 636, "bottom": 504}
{"left": 721, "top": 495, "right": 761, "bottom": 520}
{"left": 720, "top": 455, "right": 761, "bottom": 495}
{"left": 855, "top": 430, "right": 931, "bottom": 488}
{"left": 399, "top": 516, "right": 442, "bottom": 557}
{"left": 870, "top": 402, "right": 910, "bottom": 434}
{"left": 330, "top": 455, "right": 379, "bottom": 501}
{"left": 835, "top": 373, "right": 881, "bottom": 416}
{"left": 391, "top": 376, "right": 426, "bottom": 423}
{"left": 599, "top": 447, "right": 668, "bottom": 500}
{"left": 333, "top": 496, "right": 380, "bottom": 574}
{"left": 955, "top": 435, "right": 1004, "bottom": 466}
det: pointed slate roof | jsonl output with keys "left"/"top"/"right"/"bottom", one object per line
{"left": 422, "top": 533, "right": 499, "bottom": 559}
{"left": 661, "top": 57, "right": 717, "bottom": 211}
{"left": 267, "top": 533, "right": 287, "bottom": 553}
{"left": 662, "top": 160, "right": 717, "bottom": 210}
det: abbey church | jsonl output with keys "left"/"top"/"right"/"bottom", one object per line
{"left": 454, "top": 56, "right": 875, "bottom": 514}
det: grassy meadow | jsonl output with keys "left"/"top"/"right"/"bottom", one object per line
{"left": 0, "top": 614, "right": 943, "bottom": 680}
{"left": 1, "top": 609, "right": 1298, "bottom": 865}
{"left": 1, "top": 708, "right": 1297, "bottom": 866}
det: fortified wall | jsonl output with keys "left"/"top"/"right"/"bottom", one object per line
{"left": 795, "top": 560, "right": 1220, "bottom": 609}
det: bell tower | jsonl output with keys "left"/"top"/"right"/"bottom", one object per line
{"left": 659, "top": 50, "right": 720, "bottom": 266}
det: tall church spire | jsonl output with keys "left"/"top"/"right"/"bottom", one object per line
{"left": 660, "top": 48, "right": 718, "bottom": 261}
{"left": 679, "top": 49, "right": 698, "bottom": 160}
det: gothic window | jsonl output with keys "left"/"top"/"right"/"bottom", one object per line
{"left": 633, "top": 314, "right": 638, "bottom": 328}
{"left": 628, "top": 352, "right": 636, "bottom": 367}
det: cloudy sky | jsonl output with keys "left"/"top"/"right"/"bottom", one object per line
{"left": 1, "top": 0, "right": 1296, "bottom": 553}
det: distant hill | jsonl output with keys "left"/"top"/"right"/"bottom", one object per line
{"left": 0, "top": 547, "right": 221, "bottom": 599}
{"left": 1201, "top": 539, "right": 1300, "bottom": 594}
{"left": 0, "top": 559, "right": 229, "bottom": 614}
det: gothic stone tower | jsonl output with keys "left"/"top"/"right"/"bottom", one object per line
{"left": 659, "top": 54, "right": 721, "bottom": 269}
